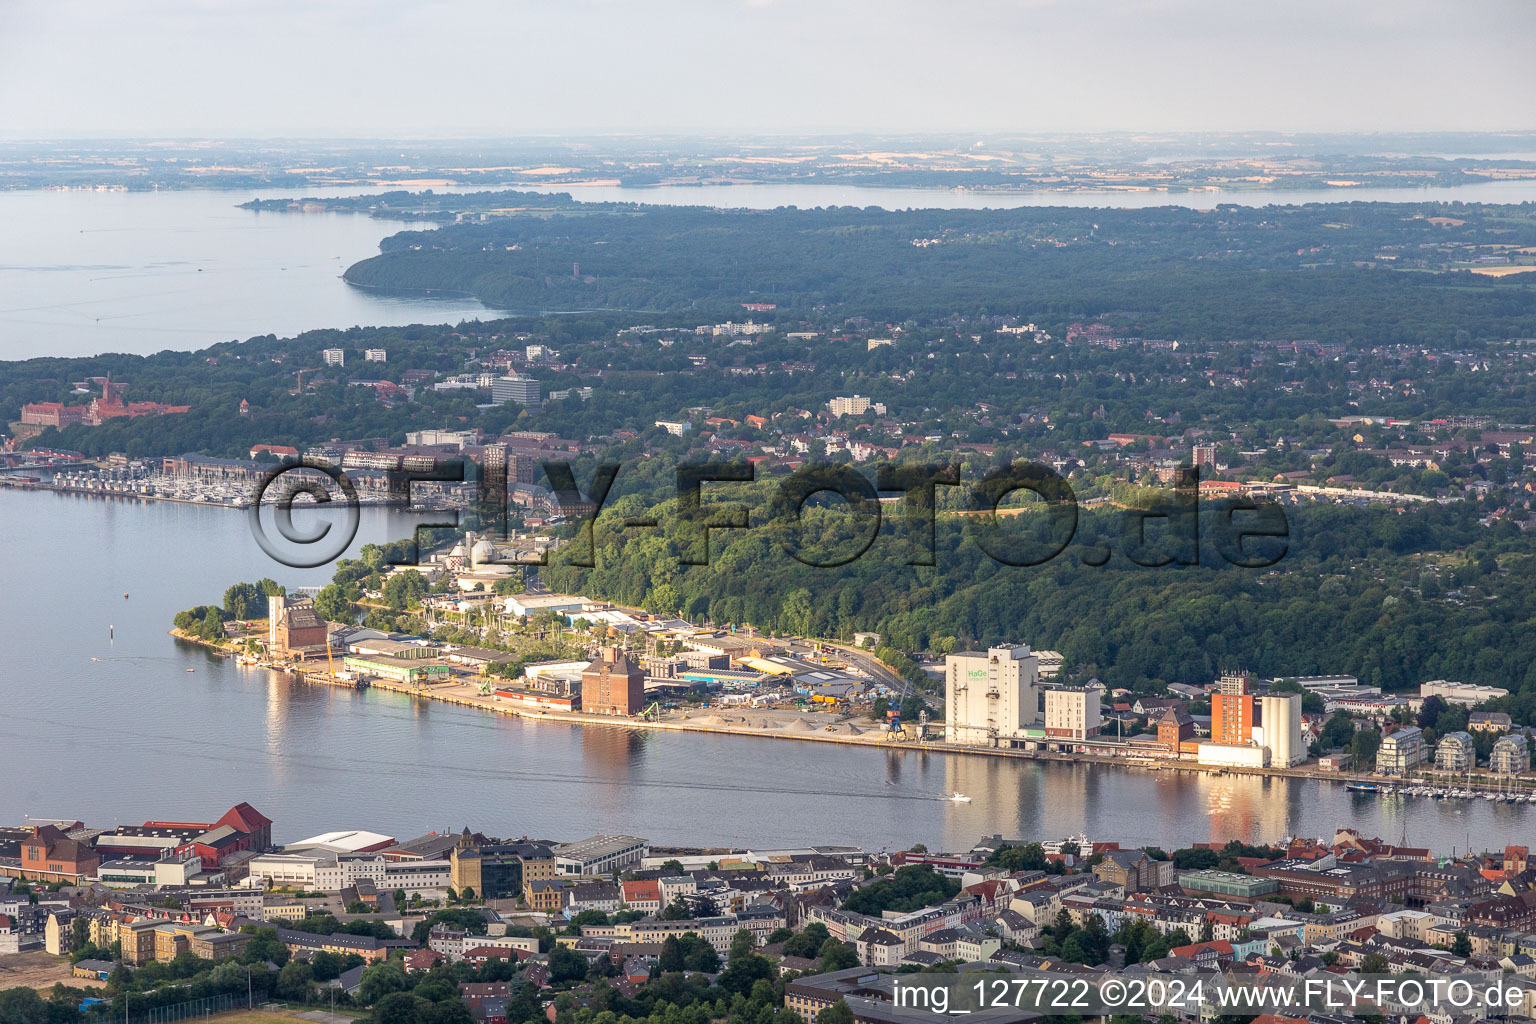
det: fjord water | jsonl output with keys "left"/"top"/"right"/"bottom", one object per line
{"left": 0, "top": 187, "right": 494, "bottom": 361}
{"left": 8, "top": 178, "right": 1536, "bottom": 360}
{"left": 0, "top": 486, "right": 1527, "bottom": 853}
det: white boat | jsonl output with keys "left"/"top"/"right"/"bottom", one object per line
{"left": 947, "top": 792, "right": 971, "bottom": 803}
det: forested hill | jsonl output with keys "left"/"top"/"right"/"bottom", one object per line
{"left": 541, "top": 475, "right": 1536, "bottom": 717}
{"left": 343, "top": 199, "right": 1536, "bottom": 338}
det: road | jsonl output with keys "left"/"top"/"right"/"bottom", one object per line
{"left": 829, "top": 642, "right": 912, "bottom": 693}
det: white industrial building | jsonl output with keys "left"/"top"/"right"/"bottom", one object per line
{"left": 944, "top": 645, "right": 1039, "bottom": 746}
{"left": 551, "top": 835, "right": 649, "bottom": 876}
{"left": 1196, "top": 742, "right": 1270, "bottom": 768}
{"left": 1256, "top": 692, "right": 1305, "bottom": 767}
{"left": 1420, "top": 680, "right": 1509, "bottom": 706}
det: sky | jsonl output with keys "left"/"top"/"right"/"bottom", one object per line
{"left": 1, "top": 0, "right": 1533, "bottom": 138}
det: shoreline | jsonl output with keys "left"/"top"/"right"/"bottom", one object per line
{"left": 1, "top": 478, "right": 450, "bottom": 513}
{"left": 171, "top": 631, "right": 1525, "bottom": 798}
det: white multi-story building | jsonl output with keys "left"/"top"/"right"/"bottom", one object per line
{"left": 1491, "top": 734, "right": 1531, "bottom": 775}
{"left": 1043, "top": 687, "right": 1101, "bottom": 741}
{"left": 706, "top": 320, "right": 771, "bottom": 338}
{"left": 322, "top": 348, "right": 345, "bottom": 366}
{"left": 827, "top": 395, "right": 886, "bottom": 418}
{"left": 491, "top": 375, "right": 541, "bottom": 406}
{"left": 1435, "top": 731, "right": 1476, "bottom": 771}
{"left": 1377, "top": 726, "right": 1427, "bottom": 776}
{"left": 364, "top": 349, "right": 387, "bottom": 362}
{"left": 945, "top": 645, "right": 1039, "bottom": 747}
{"left": 1256, "top": 692, "right": 1306, "bottom": 767}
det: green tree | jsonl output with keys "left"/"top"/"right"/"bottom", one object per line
{"left": 843, "top": 864, "right": 960, "bottom": 915}
{"left": 729, "top": 929, "right": 757, "bottom": 963}
{"left": 818, "top": 938, "right": 860, "bottom": 972}
{"left": 313, "top": 583, "right": 355, "bottom": 623}
{"left": 1320, "top": 711, "right": 1356, "bottom": 750}
{"left": 817, "top": 1003, "right": 855, "bottom": 1024}
{"left": 782, "top": 923, "right": 832, "bottom": 959}
{"left": 549, "top": 944, "right": 589, "bottom": 984}
{"left": 369, "top": 991, "right": 426, "bottom": 1024}
{"left": 1351, "top": 729, "right": 1381, "bottom": 770}
{"left": 276, "top": 959, "right": 313, "bottom": 1000}
{"left": 240, "top": 926, "right": 290, "bottom": 967}
{"left": 658, "top": 935, "right": 684, "bottom": 973}
{"left": 223, "top": 581, "right": 264, "bottom": 620}
{"left": 383, "top": 570, "right": 428, "bottom": 610}
{"left": 358, "top": 960, "right": 410, "bottom": 1004}
{"left": 660, "top": 896, "right": 694, "bottom": 920}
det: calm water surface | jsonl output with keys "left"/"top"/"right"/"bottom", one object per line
{"left": 0, "top": 487, "right": 1530, "bottom": 854}
{"left": 0, "top": 187, "right": 495, "bottom": 361}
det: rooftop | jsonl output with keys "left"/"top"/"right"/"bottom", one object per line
{"left": 553, "top": 835, "right": 649, "bottom": 861}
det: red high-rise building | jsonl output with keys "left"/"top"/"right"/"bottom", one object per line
{"left": 581, "top": 647, "right": 645, "bottom": 716}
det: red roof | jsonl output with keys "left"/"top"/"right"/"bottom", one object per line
{"left": 1170, "top": 939, "right": 1234, "bottom": 959}
{"left": 963, "top": 879, "right": 1008, "bottom": 900}
{"left": 464, "top": 946, "right": 515, "bottom": 960}
{"left": 217, "top": 802, "right": 272, "bottom": 833}
{"left": 405, "top": 948, "right": 445, "bottom": 971}
{"left": 621, "top": 880, "right": 660, "bottom": 902}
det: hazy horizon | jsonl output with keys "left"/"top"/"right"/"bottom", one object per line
{"left": 2, "top": 0, "right": 1533, "bottom": 139}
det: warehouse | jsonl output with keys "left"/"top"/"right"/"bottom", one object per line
{"left": 343, "top": 655, "right": 452, "bottom": 685}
